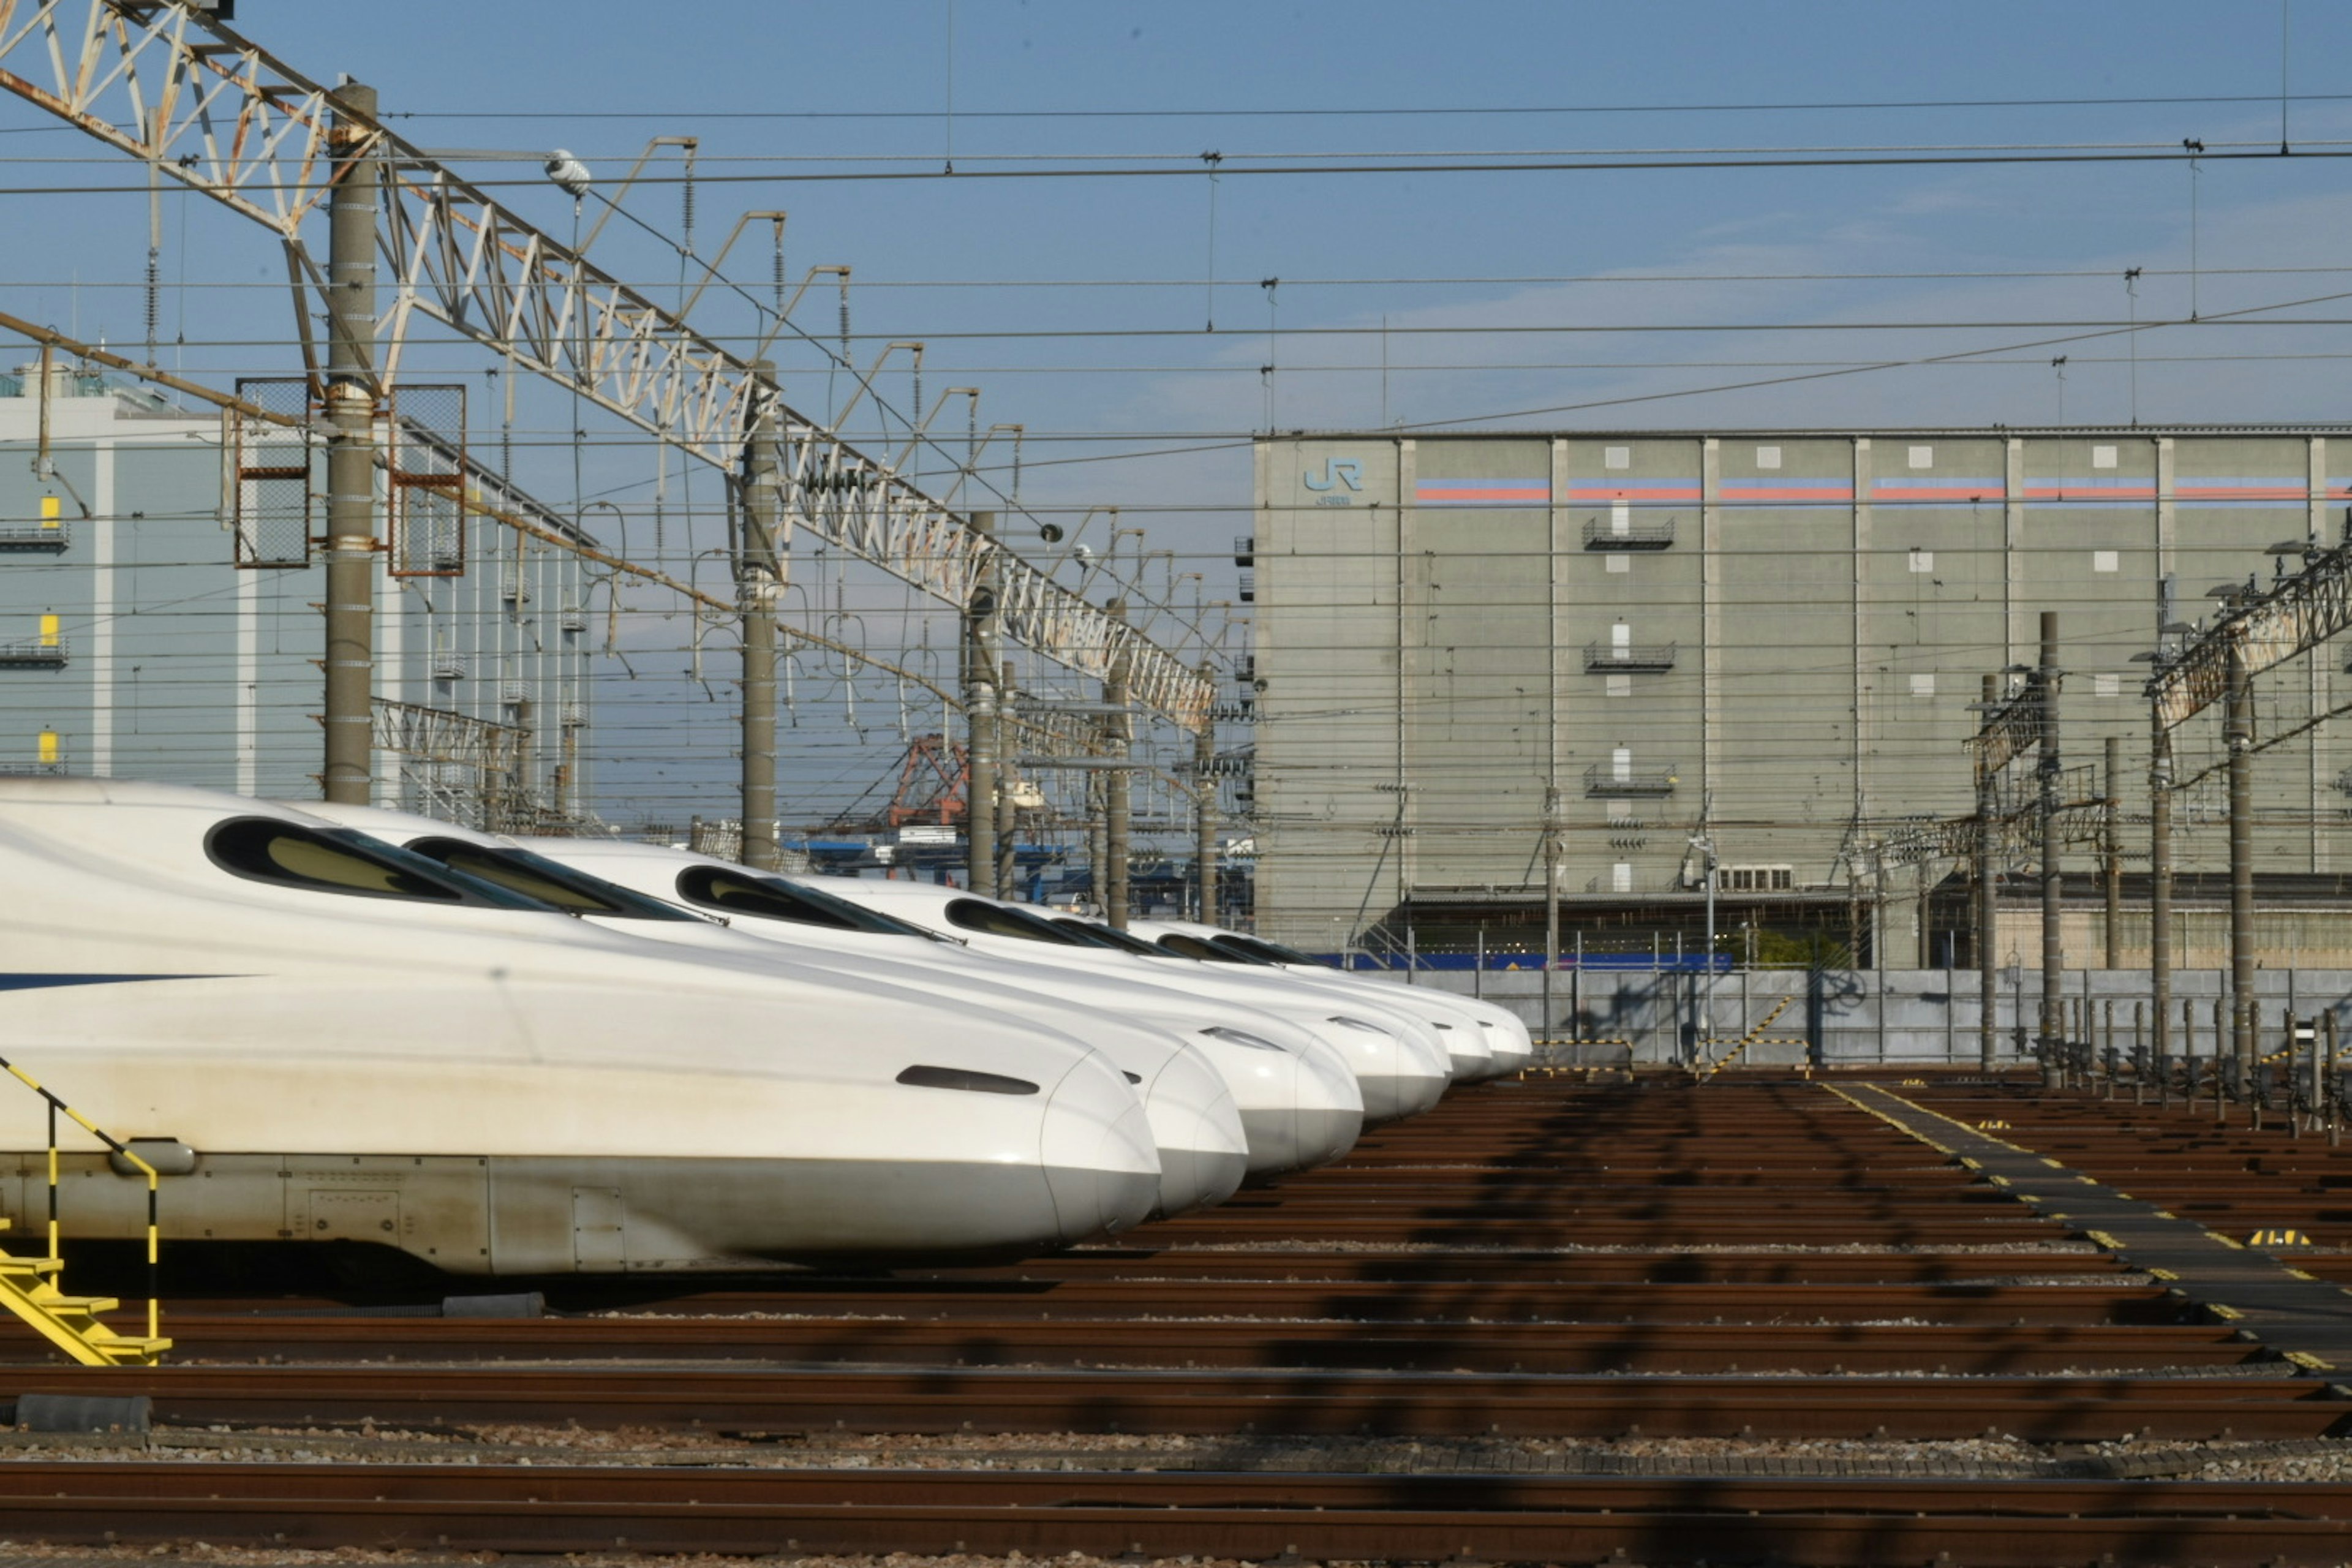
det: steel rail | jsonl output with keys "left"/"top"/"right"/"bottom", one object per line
{"left": 0, "top": 1463, "right": 2346, "bottom": 1564}
{"left": 0, "top": 1366, "right": 2339, "bottom": 1440}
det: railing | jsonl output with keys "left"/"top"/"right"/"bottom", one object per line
{"left": 1584, "top": 641, "right": 1677, "bottom": 672}
{"left": 1582, "top": 516, "right": 1676, "bottom": 550}
{"left": 1584, "top": 763, "right": 1678, "bottom": 796}
{"left": 0, "top": 1049, "right": 161, "bottom": 1346}
{"left": 0, "top": 522, "right": 67, "bottom": 552}
{"left": 0, "top": 639, "right": 66, "bottom": 669}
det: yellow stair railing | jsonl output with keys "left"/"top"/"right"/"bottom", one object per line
{"left": 0, "top": 1050, "right": 167, "bottom": 1366}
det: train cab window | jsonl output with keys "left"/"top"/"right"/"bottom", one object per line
{"left": 1155, "top": 932, "right": 1252, "bottom": 963}
{"left": 1052, "top": 919, "right": 1166, "bottom": 957}
{"left": 407, "top": 839, "right": 701, "bottom": 922}
{"left": 944, "top": 898, "right": 1088, "bottom": 944}
{"left": 678, "top": 866, "right": 944, "bottom": 940}
{"left": 1215, "top": 933, "right": 1325, "bottom": 967}
{"left": 205, "top": 819, "right": 522, "bottom": 906}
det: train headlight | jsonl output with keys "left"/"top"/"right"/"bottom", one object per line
{"left": 1200, "top": 1026, "right": 1287, "bottom": 1052}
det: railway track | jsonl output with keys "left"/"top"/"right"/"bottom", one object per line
{"left": 5, "top": 1070, "right": 2352, "bottom": 1564}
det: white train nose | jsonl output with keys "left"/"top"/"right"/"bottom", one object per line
{"left": 1037, "top": 1054, "right": 1161, "bottom": 1243}
{"left": 1433, "top": 1017, "right": 1496, "bottom": 1080}
{"left": 1139, "top": 1046, "right": 1248, "bottom": 1215}
{"left": 1315, "top": 1012, "right": 1449, "bottom": 1123}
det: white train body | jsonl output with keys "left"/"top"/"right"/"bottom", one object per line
{"left": 295, "top": 805, "right": 1248, "bottom": 1216}
{"left": 0, "top": 780, "right": 1161, "bottom": 1275}
{"left": 797, "top": 879, "right": 1425, "bottom": 1137}
{"left": 1133, "top": 918, "right": 1534, "bottom": 1079}
{"left": 514, "top": 839, "right": 1365, "bottom": 1177}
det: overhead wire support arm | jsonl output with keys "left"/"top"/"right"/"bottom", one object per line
{"left": 0, "top": 0, "right": 1215, "bottom": 733}
{"left": 2147, "top": 519, "right": 2352, "bottom": 735}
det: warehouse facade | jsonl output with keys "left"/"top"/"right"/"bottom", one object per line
{"left": 1250, "top": 429, "right": 2352, "bottom": 962}
{"left": 0, "top": 362, "right": 598, "bottom": 826}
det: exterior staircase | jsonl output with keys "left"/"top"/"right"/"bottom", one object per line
{"left": 0, "top": 1226, "right": 168, "bottom": 1366}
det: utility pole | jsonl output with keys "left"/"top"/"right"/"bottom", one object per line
{"left": 1977, "top": 674, "right": 2000, "bottom": 1070}
{"left": 964, "top": 511, "right": 1000, "bottom": 895}
{"left": 997, "top": 657, "right": 1019, "bottom": 899}
{"left": 1194, "top": 659, "right": 1218, "bottom": 924}
{"left": 737, "top": 360, "right": 782, "bottom": 871}
{"left": 1103, "top": 600, "right": 1133, "bottom": 929}
{"left": 2103, "top": 734, "right": 2122, "bottom": 968}
{"left": 2150, "top": 711, "right": 2174, "bottom": 1099}
{"left": 1691, "top": 791, "right": 1718, "bottom": 1067}
{"left": 1542, "top": 786, "right": 1561, "bottom": 1054}
{"left": 321, "top": 81, "right": 380, "bottom": 805}
{"left": 2037, "top": 612, "right": 2064, "bottom": 1086}
{"left": 2228, "top": 638, "right": 2256, "bottom": 1099}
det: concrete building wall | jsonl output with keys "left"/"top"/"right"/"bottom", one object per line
{"left": 0, "top": 370, "right": 596, "bottom": 822}
{"left": 1254, "top": 429, "right": 2352, "bottom": 951}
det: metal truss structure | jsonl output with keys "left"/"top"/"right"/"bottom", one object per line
{"left": 0, "top": 0, "right": 1214, "bottom": 733}
{"left": 2151, "top": 530, "right": 2352, "bottom": 734}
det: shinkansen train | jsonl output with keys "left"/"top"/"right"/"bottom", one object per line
{"left": 1128, "top": 917, "right": 1537, "bottom": 1079}
{"left": 782, "top": 877, "right": 1466, "bottom": 1112}
{"left": 295, "top": 802, "right": 1251, "bottom": 1212}
{"left": 0, "top": 779, "right": 1161, "bottom": 1275}
{"left": 507, "top": 836, "right": 1382, "bottom": 1164}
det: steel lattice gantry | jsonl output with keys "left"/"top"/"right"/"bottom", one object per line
{"left": 0, "top": 0, "right": 1213, "bottom": 733}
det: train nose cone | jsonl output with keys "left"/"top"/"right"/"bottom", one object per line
{"left": 1438, "top": 1021, "right": 1494, "bottom": 1080}
{"left": 1292, "top": 1038, "right": 1366, "bottom": 1167}
{"left": 1143, "top": 1049, "right": 1248, "bottom": 1216}
{"left": 1039, "top": 1058, "right": 1161, "bottom": 1243}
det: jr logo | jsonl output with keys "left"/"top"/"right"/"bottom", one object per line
{"left": 1302, "top": 459, "right": 1363, "bottom": 492}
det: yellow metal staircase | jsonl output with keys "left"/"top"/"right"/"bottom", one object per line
{"left": 0, "top": 1223, "right": 168, "bottom": 1366}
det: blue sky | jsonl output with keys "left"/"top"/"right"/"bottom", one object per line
{"left": 5, "top": 1, "right": 2352, "bottom": 823}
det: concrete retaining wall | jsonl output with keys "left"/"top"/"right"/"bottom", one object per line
{"left": 1358, "top": 967, "right": 2352, "bottom": 1068}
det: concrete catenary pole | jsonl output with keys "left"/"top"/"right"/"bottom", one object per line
{"left": 321, "top": 81, "right": 380, "bottom": 804}
{"left": 1543, "top": 785, "right": 1562, "bottom": 1052}
{"left": 1977, "top": 673, "right": 1999, "bottom": 1070}
{"left": 997, "top": 657, "right": 1019, "bottom": 898}
{"left": 2037, "top": 612, "right": 2064, "bottom": 1085}
{"left": 963, "top": 511, "right": 1000, "bottom": 895}
{"left": 2149, "top": 709, "right": 2174, "bottom": 1098}
{"left": 1194, "top": 660, "right": 1218, "bottom": 923}
{"left": 737, "top": 361, "right": 783, "bottom": 871}
{"left": 2103, "top": 734, "right": 2123, "bottom": 968}
{"left": 1104, "top": 600, "right": 1133, "bottom": 929}
{"left": 2228, "top": 638, "right": 2256, "bottom": 1095}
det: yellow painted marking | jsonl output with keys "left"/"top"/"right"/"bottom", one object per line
{"left": 2147, "top": 1268, "right": 2179, "bottom": 1281}
{"left": 2086, "top": 1229, "right": 2124, "bottom": 1250}
{"left": 2211, "top": 1304, "right": 2245, "bottom": 1321}
{"left": 2248, "top": 1228, "right": 2313, "bottom": 1248}
{"left": 2217, "top": 1236, "right": 2245, "bottom": 1250}
{"left": 2041, "top": 1158, "right": 2065, "bottom": 1169}
{"left": 2288, "top": 1268, "right": 2318, "bottom": 1282}
{"left": 2154, "top": 1210, "right": 2176, "bottom": 1219}
{"left": 2285, "top": 1351, "right": 2336, "bottom": 1371}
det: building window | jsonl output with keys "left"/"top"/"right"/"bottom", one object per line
{"left": 2093, "top": 550, "right": 2119, "bottom": 573}
{"left": 1755, "top": 445, "right": 1782, "bottom": 470}
{"left": 2094, "top": 673, "right": 2120, "bottom": 698}
{"left": 1604, "top": 446, "right": 1630, "bottom": 470}
{"left": 1611, "top": 862, "right": 1634, "bottom": 893}
{"left": 1907, "top": 549, "right": 1933, "bottom": 573}
{"left": 1908, "top": 445, "right": 1934, "bottom": 469}
{"left": 2092, "top": 445, "right": 2118, "bottom": 470}
{"left": 1725, "top": 866, "right": 1794, "bottom": 892}
{"left": 1909, "top": 673, "right": 1935, "bottom": 698}
{"left": 1605, "top": 552, "right": 1629, "bottom": 573}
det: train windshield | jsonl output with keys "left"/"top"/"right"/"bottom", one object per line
{"left": 407, "top": 839, "right": 704, "bottom": 922}
{"left": 1050, "top": 918, "right": 1166, "bottom": 957}
{"left": 1155, "top": 931, "right": 1261, "bottom": 964}
{"left": 206, "top": 820, "right": 539, "bottom": 908}
{"left": 945, "top": 899, "right": 1090, "bottom": 944}
{"left": 1214, "top": 933, "right": 1328, "bottom": 967}
{"left": 680, "top": 866, "right": 953, "bottom": 941}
